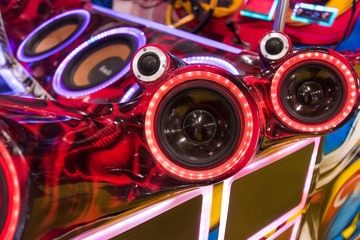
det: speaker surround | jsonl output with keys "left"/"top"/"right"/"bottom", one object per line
{"left": 16, "top": 9, "right": 91, "bottom": 62}
{"left": 52, "top": 27, "right": 146, "bottom": 97}
{"left": 145, "top": 70, "right": 258, "bottom": 181}
{"left": 270, "top": 51, "right": 358, "bottom": 132}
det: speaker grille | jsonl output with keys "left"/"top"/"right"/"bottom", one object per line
{"left": 17, "top": 9, "right": 91, "bottom": 62}
{"left": 52, "top": 27, "right": 146, "bottom": 97}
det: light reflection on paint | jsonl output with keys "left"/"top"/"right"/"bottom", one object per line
{"left": 92, "top": 5, "right": 242, "bottom": 54}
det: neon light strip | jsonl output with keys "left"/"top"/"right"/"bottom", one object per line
{"left": 218, "top": 137, "right": 321, "bottom": 240}
{"left": 17, "top": 9, "right": 91, "bottom": 62}
{"left": 266, "top": 215, "right": 302, "bottom": 240}
{"left": 182, "top": 56, "right": 240, "bottom": 75}
{"left": 0, "top": 45, "right": 6, "bottom": 66}
{"left": 91, "top": 5, "right": 243, "bottom": 54}
{"left": 291, "top": 3, "right": 339, "bottom": 27}
{"left": 0, "top": 140, "right": 21, "bottom": 240}
{"left": 240, "top": 0, "right": 278, "bottom": 21}
{"left": 72, "top": 186, "right": 213, "bottom": 240}
{"left": 53, "top": 27, "right": 146, "bottom": 97}
{"left": 0, "top": 69, "right": 26, "bottom": 94}
{"left": 119, "top": 84, "right": 140, "bottom": 103}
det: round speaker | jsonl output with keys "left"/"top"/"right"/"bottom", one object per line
{"left": 260, "top": 32, "right": 290, "bottom": 61}
{"left": 16, "top": 9, "right": 91, "bottom": 62}
{"left": 52, "top": 27, "right": 146, "bottom": 97}
{"left": 0, "top": 141, "right": 20, "bottom": 240}
{"left": 271, "top": 51, "right": 359, "bottom": 132}
{"left": 145, "top": 70, "right": 258, "bottom": 181}
{"left": 132, "top": 45, "right": 168, "bottom": 82}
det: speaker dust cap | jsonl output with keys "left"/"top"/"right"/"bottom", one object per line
{"left": 145, "top": 69, "right": 259, "bottom": 182}
{"left": 52, "top": 27, "right": 146, "bottom": 97}
{"left": 17, "top": 9, "right": 91, "bottom": 62}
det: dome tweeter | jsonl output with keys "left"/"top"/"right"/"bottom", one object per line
{"left": 260, "top": 32, "right": 290, "bottom": 61}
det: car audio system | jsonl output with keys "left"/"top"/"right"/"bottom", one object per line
{"left": 0, "top": 29, "right": 359, "bottom": 238}
{"left": 2, "top": 2, "right": 261, "bottom": 103}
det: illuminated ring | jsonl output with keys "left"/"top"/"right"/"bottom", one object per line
{"left": 52, "top": 27, "right": 146, "bottom": 97}
{"left": 16, "top": 9, "right": 91, "bottom": 62}
{"left": 271, "top": 52, "right": 358, "bottom": 132}
{"left": 181, "top": 56, "right": 240, "bottom": 75}
{"left": 0, "top": 141, "right": 20, "bottom": 240}
{"left": 260, "top": 32, "right": 290, "bottom": 60}
{"left": 145, "top": 71, "right": 256, "bottom": 181}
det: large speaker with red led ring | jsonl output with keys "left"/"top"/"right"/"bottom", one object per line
{"left": 144, "top": 69, "right": 260, "bottom": 181}
{"left": 270, "top": 50, "right": 359, "bottom": 133}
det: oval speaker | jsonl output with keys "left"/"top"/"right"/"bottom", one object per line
{"left": 145, "top": 70, "right": 259, "bottom": 182}
{"left": 52, "top": 27, "right": 146, "bottom": 97}
{"left": 0, "top": 141, "right": 20, "bottom": 240}
{"left": 270, "top": 51, "right": 359, "bottom": 132}
{"left": 16, "top": 9, "right": 91, "bottom": 62}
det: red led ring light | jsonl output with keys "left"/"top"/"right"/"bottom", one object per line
{"left": 145, "top": 71, "right": 256, "bottom": 181}
{"left": 0, "top": 141, "right": 21, "bottom": 240}
{"left": 270, "top": 52, "right": 358, "bottom": 132}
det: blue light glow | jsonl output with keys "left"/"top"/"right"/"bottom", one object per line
{"left": 17, "top": 9, "right": 91, "bottom": 62}
{"left": 240, "top": 0, "right": 278, "bottom": 21}
{"left": 291, "top": 3, "right": 339, "bottom": 27}
{"left": 119, "top": 84, "right": 140, "bottom": 103}
{"left": 0, "top": 69, "right": 26, "bottom": 94}
{"left": 0, "top": 45, "right": 6, "bottom": 66}
{"left": 182, "top": 56, "right": 240, "bottom": 75}
{"left": 91, "top": 5, "right": 243, "bottom": 54}
{"left": 53, "top": 27, "right": 146, "bottom": 97}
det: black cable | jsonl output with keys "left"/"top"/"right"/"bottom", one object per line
{"left": 333, "top": 0, "right": 357, "bottom": 50}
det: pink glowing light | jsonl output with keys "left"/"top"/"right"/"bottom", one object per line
{"left": 218, "top": 137, "right": 321, "bottom": 240}
{"left": 266, "top": 215, "right": 302, "bottom": 240}
{"left": 72, "top": 186, "right": 213, "bottom": 240}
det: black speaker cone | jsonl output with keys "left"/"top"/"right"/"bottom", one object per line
{"left": 280, "top": 62, "right": 344, "bottom": 123}
{"left": 156, "top": 81, "right": 242, "bottom": 169}
{"left": 23, "top": 13, "right": 86, "bottom": 57}
{"left": 61, "top": 34, "right": 138, "bottom": 91}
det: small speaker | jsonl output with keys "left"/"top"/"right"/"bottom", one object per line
{"left": 270, "top": 51, "right": 359, "bottom": 133}
{"left": 132, "top": 45, "right": 168, "bottom": 82}
{"left": 259, "top": 32, "right": 291, "bottom": 61}
{"left": 17, "top": 9, "right": 91, "bottom": 62}
{"left": 145, "top": 69, "right": 259, "bottom": 181}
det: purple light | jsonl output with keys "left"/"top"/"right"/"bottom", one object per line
{"left": 0, "top": 45, "right": 6, "bottom": 66}
{"left": 72, "top": 186, "right": 213, "bottom": 240}
{"left": 181, "top": 56, "right": 240, "bottom": 75}
{"left": 0, "top": 69, "right": 26, "bottom": 94}
{"left": 119, "top": 83, "right": 140, "bottom": 103}
{"left": 52, "top": 27, "right": 146, "bottom": 97}
{"left": 92, "top": 5, "right": 243, "bottom": 54}
{"left": 16, "top": 9, "right": 91, "bottom": 62}
{"left": 218, "top": 137, "right": 321, "bottom": 240}
{"left": 267, "top": 215, "right": 302, "bottom": 240}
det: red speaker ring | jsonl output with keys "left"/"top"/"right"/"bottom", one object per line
{"left": 145, "top": 71, "right": 256, "bottom": 181}
{"left": 0, "top": 141, "right": 21, "bottom": 240}
{"left": 270, "top": 52, "right": 358, "bottom": 132}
